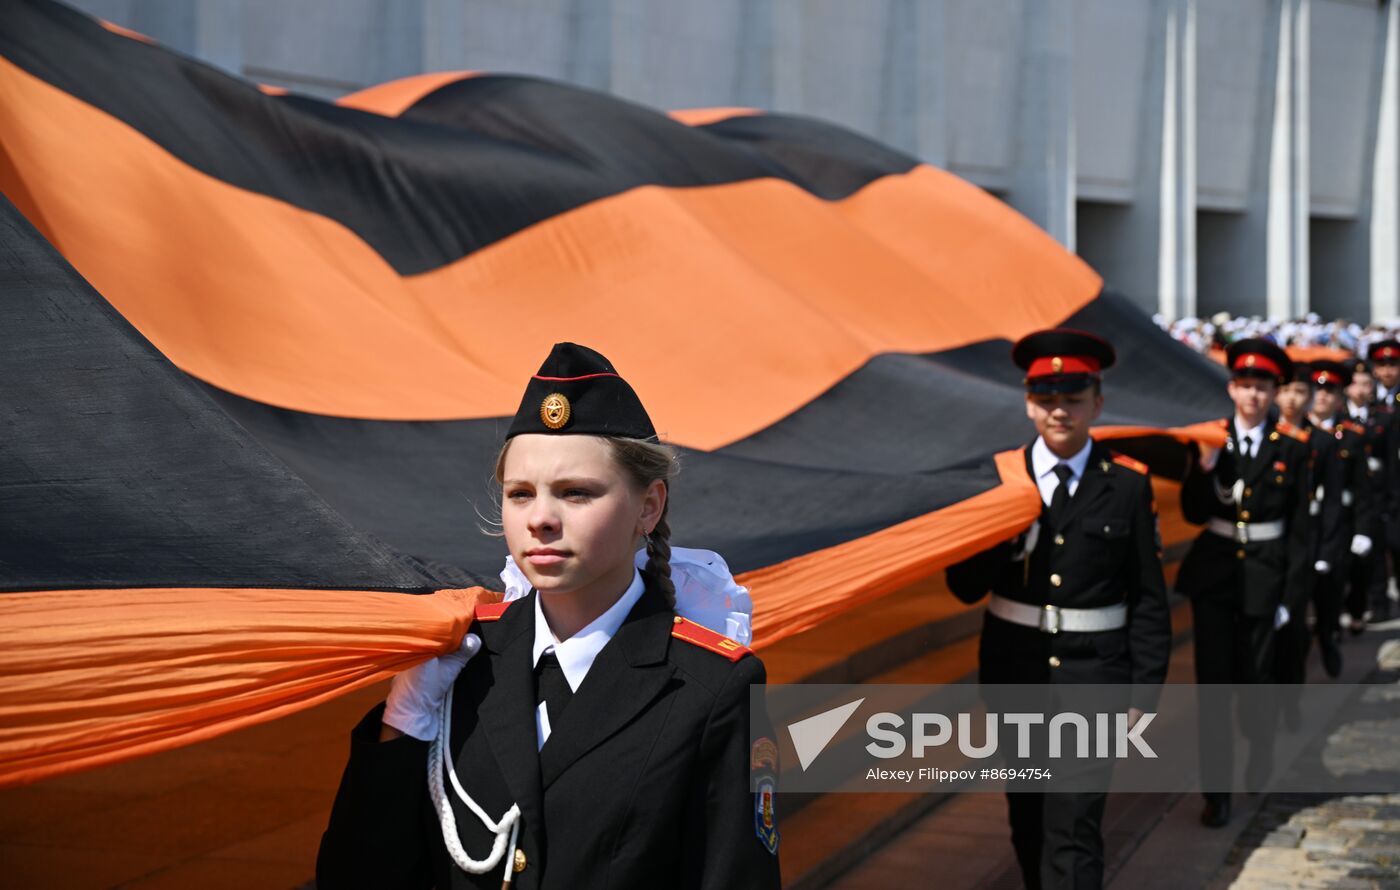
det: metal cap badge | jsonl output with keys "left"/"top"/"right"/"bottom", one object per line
{"left": 539, "top": 393, "right": 571, "bottom": 429}
{"left": 506, "top": 343, "right": 657, "bottom": 441}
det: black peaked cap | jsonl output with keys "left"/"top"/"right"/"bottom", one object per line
{"left": 1011, "top": 328, "right": 1116, "bottom": 395}
{"left": 1309, "top": 359, "right": 1351, "bottom": 389}
{"left": 1226, "top": 338, "right": 1292, "bottom": 383}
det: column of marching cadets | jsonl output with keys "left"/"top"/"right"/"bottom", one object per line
{"left": 944, "top": 333, "right": 1400, "bottom": 890}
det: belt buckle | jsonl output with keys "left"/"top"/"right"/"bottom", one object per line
{"left": 1236, "top": 521, "right": 1249, "bottom": 544}
{"left": 1040, "top": 604, "right": 1061, "bottom": 634}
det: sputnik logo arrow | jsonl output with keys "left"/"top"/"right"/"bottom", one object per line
{"left": 787, "top": 698, "right": 864, "bottom": 771}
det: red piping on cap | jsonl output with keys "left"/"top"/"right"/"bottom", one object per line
{"left": 1375, "top": 346, "right": 1400, "bottom": 361}
{"left": 532, "top": 372, "right": 621, "bottom": 382}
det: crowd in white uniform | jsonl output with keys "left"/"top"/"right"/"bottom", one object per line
{"left": 1156, "top": 312, "right": 1400, "bottom": 355}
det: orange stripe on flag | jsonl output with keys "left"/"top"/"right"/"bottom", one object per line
{"left": 0, "top": 586, "right": 497, "bottom": 788}
{"left": 0, "top": 56, "right": 1100, "bottom": 450}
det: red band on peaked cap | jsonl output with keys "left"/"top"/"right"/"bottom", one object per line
{"left": 1226, "top": 337, "right": 1291, "bottom": 382}
{"left": 1232, "top": 352, "right": 1281, "bottom": 378}
{"left": 1011, "top": 328, "right": 1115, "bottom": 384}
{"left": 1373, "top": 344, "right": 1400, "bottom": 361}
{"left": 1309, "top": 359, "right": 1350, "bottom": 388}
{"left": 1026, "top": 355, "right": 1101, "bottom": 379}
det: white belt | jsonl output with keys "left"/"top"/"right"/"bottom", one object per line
{"left": 988, "top": 594, "right": 1128, "bottom": 634}
{"left": 1207, "top": 517, "right": 1285, "bottom": 543}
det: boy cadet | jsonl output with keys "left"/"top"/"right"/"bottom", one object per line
{"left": 1305, "top": 360, "right": 1375, "bottom": 668}
{"left": 1345, "top": 360, "right": 1393, "bottom": 624}
{"left": 1371, "top": 339, "right": 1400, "bottom": 407}
{"left": 1366, "top": 340, "right": 1400, "bottom": 621}
{"left": 1177, "top": 339, "right": 1313, "bottom": 828}
{"left": 946, "top": 329, "right": 1171, "bottom": 890}
{"left": 1271, "top": 364, "right": 1324, "bottom": 708}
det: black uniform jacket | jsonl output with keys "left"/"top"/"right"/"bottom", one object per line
{"left": 1312, "top": 416, "right": 1377, "bottom": 569}
{"left": 945, "top": 440, "right": 1172, "bottom": 700}
{"left": 1371, "top": 400, "right": 1400, "bottom": 547}
{"left": 1351, "top": 406, "right": 1392, "bottom": 522}
{"left": 317, "top": 582, "right": 782, "bottom": 890}
{"left": 1176, "top": 417, "right": 1313, "bottom": 616}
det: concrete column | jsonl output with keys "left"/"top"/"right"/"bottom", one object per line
{"left": 1206, "top": 0, "right": 1309, "bottom": 321}
{"left": 1261, "top": 0, "right": 1311, "bottom": 319}
{"left": 771, "top": 0, "right": 805, "bottom": 112}
{"left": 914, "top": 0, "right": 948, "bottom": 167}
{"left": 1288, "top": 0, "right": 1311, "bottom": 318}
{"left": 1309, "top": 0, "right": 1394, "bottom": 325}
{"left": 734, "top": 0, "right": 776, "bottom": 108}
{"left": 565, "top": 0, "right": 613, "bottom": 91}
{"left": 607, "top": 0, "right": 651, "bottom": 99}
{"left": 1372, "top": 0, "right": 1400, "bottom": 323}
{"left": 1008, "top": 0, "right": 1076, "bottom": 249}
{"left": 418, "top": 0, "right": 468, "bottom": 75}
{"left": 1163, "top": 0, "right": 1198, "bottom": 321}
{"left": 877, "top": 0, "right": 919, "bottom": 155}
{"left": 1084, "top": 0, "right": 1197, "bottom": 320}
{"left": 131, "top": 0, "right": 242, "bottom": 75}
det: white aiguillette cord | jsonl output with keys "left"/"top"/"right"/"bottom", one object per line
{"left": 427, "top": 683, "right": 522, "bottom": 888}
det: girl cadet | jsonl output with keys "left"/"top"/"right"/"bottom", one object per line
{"left": 317, "top": 343, "right": 782, "bottom": 890}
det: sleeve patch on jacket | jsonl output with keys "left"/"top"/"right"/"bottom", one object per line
{"left": 754, "top": 775, "right": 780, "bottom": 854}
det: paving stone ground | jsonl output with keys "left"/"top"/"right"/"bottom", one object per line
{"left": 1222, "top": 639, "right": 1400, "bottom": 889}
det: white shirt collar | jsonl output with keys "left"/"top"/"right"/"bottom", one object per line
{"left": 532, "top": 569, "right": 646, "bottom": 693}
{"left": 1234, "top": 415, "right": 1267, "bottom": 444}
{"left": 1030, "top": 435, "right": 1093, "bottom": 484}
{"left": 1350, "top": 402, "right": 1368, "bottom": 421}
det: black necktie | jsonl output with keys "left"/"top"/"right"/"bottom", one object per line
{"left": 536, "top": 649, "right": 573, "bottom": 734}
{"left": 1049, "top": 464, "right": 1074, "bottom": 529}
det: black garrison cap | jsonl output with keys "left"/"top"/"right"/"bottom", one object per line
{"left": 506, "top": 342, "right": 657, "bottom": 441}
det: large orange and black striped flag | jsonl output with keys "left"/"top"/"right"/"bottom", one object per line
{"left": 0, "top": 0, "right": 1229, "bottom": 786}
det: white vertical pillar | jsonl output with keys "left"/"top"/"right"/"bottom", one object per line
{"left": 1373, "top": 0, "right": 1400, "bottom": 323}
{"left": 877, "top": 0, "right": 919, "bottom": 155}
{"left": 1290, "top": 0, "right": 1311, "bottom": 318}
{"left": 915, "top": 0, "right": 948, "bottom": 167}
{"left": 1009, "top": 0, "right": 1076, "bottom": 249}
{"left": 1080, "top": 0, "right": 1196, "bottom": 320}
{"left": 131, "top": 0, "right": 243, "bottom": 75}
{"left": 564, "top": 0, "right": 613, "bottom": 91}
{"left": 1157, "top": 0, "right": 1198, "bottom": 320}
{"left": 419, "top": 0, "right": 466, "bottom": 75}
{"left": 735, "top": 0, "right": 776, "bottom": 108}
{"left": 771, "top": 0, "right": 805, "bottom": 112}
{"left": 1264, "top": 0, "right": 1310, "bottom": 320}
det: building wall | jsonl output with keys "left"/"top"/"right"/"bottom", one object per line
{"left": 66, "top": 0, "right": 1400, "bottom": 322}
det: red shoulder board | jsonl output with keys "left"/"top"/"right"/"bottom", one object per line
{"left": 1110, "top": 452, "right": 1149, "bottom": 475}
{"left": 1275, "top": 421, "right": 1309, "bottom": 443}
{"left": 1342, "top": 420, "right": 1365, "bottom": 436}
{"left": 671, "top": 617, "right": 750, "bottom": 662}
{"left": 474, "top": 600, "right": 514, "bottom": 623}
